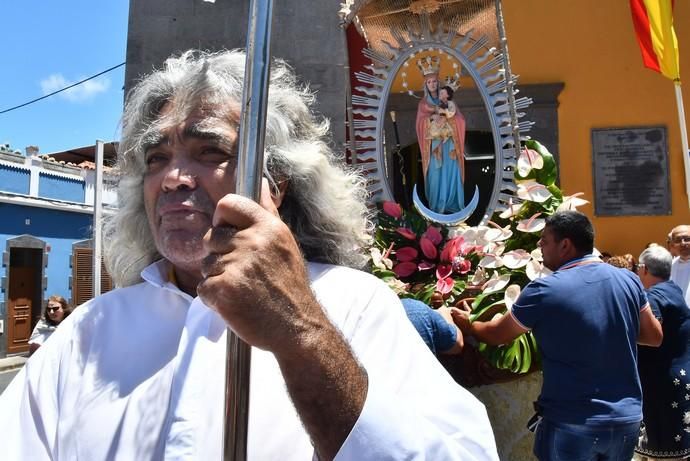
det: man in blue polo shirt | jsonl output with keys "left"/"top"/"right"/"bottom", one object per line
{"left": 453, "top": 210, "right": 663, "bottom": 460}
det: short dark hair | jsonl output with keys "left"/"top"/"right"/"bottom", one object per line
{"left": 544, "top": 211, "right": 594, "bottom": 254}
{"left": 440, "top": 85, "right": 454, "bottom": 100}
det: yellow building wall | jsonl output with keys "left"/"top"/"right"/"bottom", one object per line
{"left": 504, "top": 0, "right": 690, "bottom": 257}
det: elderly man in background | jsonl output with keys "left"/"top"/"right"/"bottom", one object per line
{"left": 453, "top": 210, "right": 662, "bottom": 461}
{"left": 0, "top": 50, "right": 498, "bottom": 460}
{"left": 669, "top": 225, "right": 690, "bottom": 305}
{"left": 635, "top": 245, "right": 690, "bottom": 460}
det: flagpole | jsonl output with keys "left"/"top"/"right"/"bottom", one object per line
{"left": 223, "top": 0, "right": 274, "bottom": 459}
{"left": 674, "top": 79, "right": 690, "bottom": 208}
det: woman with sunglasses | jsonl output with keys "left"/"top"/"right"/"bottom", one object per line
{"left": 28, "top": 295, "right": 71, "bottom": 356}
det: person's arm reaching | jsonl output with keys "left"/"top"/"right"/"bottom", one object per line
{"left": 437, "top": 306, "right": 464, "bottom": 355}
{"left": 451, "top": 302, "right": 528, "bottom": 346}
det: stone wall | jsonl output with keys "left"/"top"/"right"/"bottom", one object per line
{"left": 125, "top": 0, "right": 349, "bottom": 148}
{"left": 470, "top": 373, "right": 542, "bottom": 460}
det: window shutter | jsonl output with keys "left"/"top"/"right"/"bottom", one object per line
{"left": 72, "top": 247, "right": 114, "bottom": 307}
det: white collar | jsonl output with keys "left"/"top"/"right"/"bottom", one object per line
{"left": 140, "top": 259, "right": 194, "bottom": 301}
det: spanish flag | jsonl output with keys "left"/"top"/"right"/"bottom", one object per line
{"left": 630, "top": 0, "right": 680, "bottom": 81}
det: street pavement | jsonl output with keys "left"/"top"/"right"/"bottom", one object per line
{"left": 0, "top": 355, "right": 27, "bottom": 395}
{"left": 0, "top": 368, "right": 20, "bottom": 395}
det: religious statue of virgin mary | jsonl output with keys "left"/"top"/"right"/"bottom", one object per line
{"left": 415, "top": 55, "right": 467, "bottom": 214}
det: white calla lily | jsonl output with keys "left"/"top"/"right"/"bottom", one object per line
{"left": 499, "top": 203, "right": 523, "bottom": 219}
{"left": 517, "top": 213, "right": 546, "bottom": 233}
{"left": 471, "top": 267, "right": 489, "bottom": 286}
{"left": 526, "top": 259, "right": 553, "bottom": 280}
{"left": 482, "top": 242, "right": 505, "bottom": 256}
{"left": 479, "top": 254, "right": 504, "bottom": 269}
{"left": 483, "top": 273, "right": 511, "bottom": 294}
{"left": 530, "top": 248, "right": 543, "bottom": 262}
{"left": 557, "top": 192, "right": 590, "bottom": 212}
{"left": 462, "top": 226, "right": 491, "bottom": 246}
{"left": 517, "top": 148, "right": 544, "bottom": 176}
{"left": 494, "top": 243, "right": 506, "bottom": 256}
{"left": 456, "top": 227, "right": 478, "bottom": 242}
{"left": 370, "top": 248, "right": 393, "bottom": 270}
{"left": 485, "top": 221, "right": 513, "bottom": 242}
{"left": 504, "top": 284, "right": 522, "bottom": 310}
{"left": 517, "top": 180, "right": 552, "bottom": 203}
{"left": 385, "top": 278, "right": 409, "bottom": 295}
{"left": 502, "top": 249, "right": 532, "bottom": 269}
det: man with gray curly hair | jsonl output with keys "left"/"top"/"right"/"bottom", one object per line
{"left": 0, "top": 50, "right": 497, "bottom": 460}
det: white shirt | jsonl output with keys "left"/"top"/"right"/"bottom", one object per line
{"left": 28, "top": 318, "right": 57, "bottom": 346}
{"left": 671, "top": 257, "right": 690, "bottom": 306}
{"left": 0, "top": 260, "right": 498, "bottom": 460}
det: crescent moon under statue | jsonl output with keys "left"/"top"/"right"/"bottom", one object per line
{"left": 412, "top": 184, "right": 480, "bottom": 226}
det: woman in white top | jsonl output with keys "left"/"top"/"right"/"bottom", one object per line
{"left": 28, "top": 294, "right": 70, "bottom": 355}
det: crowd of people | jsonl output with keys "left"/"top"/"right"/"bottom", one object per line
{"left": 1, "top": 47, "right": 689, "bottom": 460}
{"left": 403, "top": 220, "right": 690, "bottom": 460}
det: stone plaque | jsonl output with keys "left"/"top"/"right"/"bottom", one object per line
{"left": 592, "top": 126, "right": 670, "bottom": 216}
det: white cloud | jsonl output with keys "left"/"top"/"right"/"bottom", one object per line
{"left": 40, "top": 73, "right": 110, "bottom": 103}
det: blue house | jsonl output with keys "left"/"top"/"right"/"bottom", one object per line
{"left": 0, "top": 143, "right": 118, "bottom": 357}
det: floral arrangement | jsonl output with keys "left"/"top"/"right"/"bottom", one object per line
{"left": 370, "top": 140, "right": 588, "bottom": 374}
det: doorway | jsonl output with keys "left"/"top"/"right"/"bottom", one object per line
{"left": 3, "top": 236, "right": 46, "bottom": 356}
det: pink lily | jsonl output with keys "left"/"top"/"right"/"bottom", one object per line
{"left": 436, "top": 276, "right": 454, "bottom": 295}
{"left": 382, "top": 201, "right": 402, "bottom": 219}
{"left": 419, "top": 237, "right": 438, "bottom": 259}
{"left": 452, "top": 256, "right": 472, "bottom": 274}
{"left": 440, "top": 237, "right": 463, "bottom": 262}
{"left": 422, "top": 226, "right": 443, "bottom": 246}
{"left": 418, "top": 260, "right": 436, "bottom": 271}
{"left": 436, "top": 263, "right": 452, "bottom": 280}
{"left": 393, "top": 261, "right": 417, "bottom": 278}
{"left": 396, "top": 227, "right": 417, "bottom": 240}
{"left": 395, "top": 246, "right": 418, "bottom": 262}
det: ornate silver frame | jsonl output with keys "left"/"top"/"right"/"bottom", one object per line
{"left": 350, "top": 13, "right": 533, "bottom": 224}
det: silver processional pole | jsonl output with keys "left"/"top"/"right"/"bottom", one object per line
{"left": 223, "top": 0, "right": 274, "bottom": 459}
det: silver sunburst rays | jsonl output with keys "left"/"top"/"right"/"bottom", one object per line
{"left": 350, "top": 13, "right": 533, "bottom": 224}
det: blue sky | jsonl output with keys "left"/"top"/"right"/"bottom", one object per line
{"left": 0, "top": 1, "right": 129, "bottom": 155}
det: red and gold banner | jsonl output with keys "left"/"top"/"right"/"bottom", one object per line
{"left": 630, "top": 0, "right": 680, "bottom": 80}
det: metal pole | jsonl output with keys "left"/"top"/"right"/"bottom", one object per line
{"left": 223, "top": 1, "right": 274, "bottom": 459}
{"left": 343, "top": 22, "right": 357, "bottom": 165}
{"left": 389, "top": 111, "right": 409, "bottom": 208}
{"left": 93, "top": 139, "right": 104, "bottom": 297}
{"left": 674, "top": 80, "right": 690, "bottom": 208}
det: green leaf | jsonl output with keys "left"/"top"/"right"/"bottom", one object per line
{"left": 518, "top": 335, "right": 532, "bottom": 373}
{"left": 469, "top": 299, "right": 507, "bottom": 322}
{"left": 470, "top": 293, "right": 489, "bottom": 310}
{"left": 501, "top": 342, "right": 519, "bottom": 371}
{"left": 525, "top": 140, "right": 558, "bottom": 186}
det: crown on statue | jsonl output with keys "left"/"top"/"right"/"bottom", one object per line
{"left": 416, "top": 55, "right": 440, "bottom": 76}
{"left": 444, "top": 75, "right": 460, "bottom": 91}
